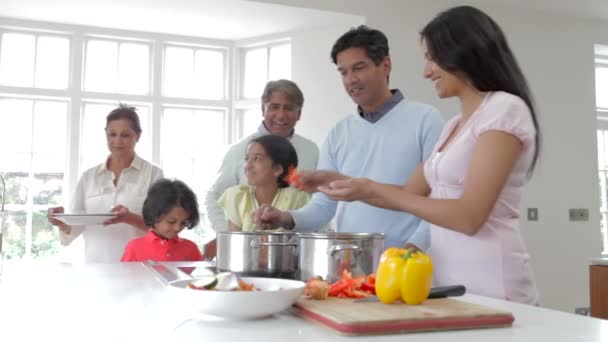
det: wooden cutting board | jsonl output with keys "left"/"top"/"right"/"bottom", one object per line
{"left": 295, "top": 297, "right": 514, "bottom": 335}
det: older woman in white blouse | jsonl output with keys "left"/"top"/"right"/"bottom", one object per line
{"left": 48, "top": 104, "right": 163, "bottom": 263}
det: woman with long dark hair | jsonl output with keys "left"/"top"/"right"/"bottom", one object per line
{"left": 294, "top": 6, "right": 541, "bottom": 304}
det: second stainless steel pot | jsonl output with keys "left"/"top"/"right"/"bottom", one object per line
{"left": 297, "top": 232, "right": 384, "bottom": 282}
{"left": 216, "top": 231, "right": 298, "bottom": 279}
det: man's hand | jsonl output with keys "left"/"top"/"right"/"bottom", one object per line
{"left": 318, "top": 177, "right": 374, "bottom": 202}
{"left": 253, "top": 204, "right": 295, "bottom": 230}
{"left": 294, "top": 170, "right": 348, "bottom": 192}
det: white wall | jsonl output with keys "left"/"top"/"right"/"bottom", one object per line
{"left": 259, "top": 0, "right": 608, "bottom": 313}
{"left": 290, "top": 23, "right": 363, "bottom": 143}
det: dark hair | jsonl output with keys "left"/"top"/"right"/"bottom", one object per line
{"left": 142, "top": 178, "right": 200, "bottom": 229}
{"left": 330, "top": 25, "right": 389, "bottom": 66}
{"left": 261, "top": 79, "right": 304, "bottom": 114}
{"left": 421, "top": 6, "right": 540, "bottom": 173}
{"left": 249, "top": 135, "right": 298, "bottom": 188}
{"left": 106, "top": 104, "right": 142, "bottom": 136}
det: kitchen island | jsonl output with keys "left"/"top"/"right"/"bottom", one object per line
{"left": 0, "top": 261, "right": 606, "bottom": 341}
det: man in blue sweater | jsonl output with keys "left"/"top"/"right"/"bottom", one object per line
{"left": 254, "top": 26, "right": 443, "bottom": 250}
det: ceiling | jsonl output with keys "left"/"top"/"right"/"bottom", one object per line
{"left": 0, "top": 0, "right": 360, "bottom": 40}
{"left": 451, "top": 0, "right": 608, "bottom": 22}
{"left": 0, "top": 0, "right": 607, "bottom": 41}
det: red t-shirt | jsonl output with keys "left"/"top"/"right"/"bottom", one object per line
{"left": 121, "top": 230, "right": 202, "bottom": 262}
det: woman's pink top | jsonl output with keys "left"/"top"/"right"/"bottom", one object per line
{"left": 424, "top": 91, "right": 539, "bottom": 305}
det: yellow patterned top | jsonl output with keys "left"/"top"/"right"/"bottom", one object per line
{"left": 218, "top": 185, "right": 310, "bottom": 231}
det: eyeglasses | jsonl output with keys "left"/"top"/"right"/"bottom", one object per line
{"left": 265, "top": 103, "right": 300, "bottom": 113}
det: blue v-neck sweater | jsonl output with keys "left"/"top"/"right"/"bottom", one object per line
{"left": 291, "top": 99, "right": 444, "bottom": 249}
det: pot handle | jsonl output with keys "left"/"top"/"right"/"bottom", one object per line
{"left": 250, "top": 239, "right": 298, "bottom": 248}
{"left": 328, "top": 244, "right": 361, "bottom": 256}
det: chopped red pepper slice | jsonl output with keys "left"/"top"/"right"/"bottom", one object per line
{"left": 284, "top": 166, "right": 301, "bottom": 188}
{"left": 307, "top": 271, "right": 377, "bottom": 299}
{"left": 361, "top": 281, "right": 376, "bottom": 294}
{"left": 328, "top": 279, "right": 351, "bottom": 296}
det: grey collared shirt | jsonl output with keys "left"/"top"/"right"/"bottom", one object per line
{"left": 358, "top": 89, "right": 404, "bottom": 123}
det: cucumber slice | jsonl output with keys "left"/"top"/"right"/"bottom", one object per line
{"left": 191, "top": 267, "right": 215, "bottom": 278}
{"left": 215, "top": 272, "right": 239, "bottom": 291}
{"left": 187, "top": 275, "right": 218, "bottom": 290}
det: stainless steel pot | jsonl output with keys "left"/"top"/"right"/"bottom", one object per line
{"left": 216, "top": 231, "right": 298, "bottom": 279}
{"left": 297, "top": 232, "right": 384, "bottom": 282}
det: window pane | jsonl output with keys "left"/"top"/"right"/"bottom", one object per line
{"left": 596, "top": 67, "right": 608, "bottom": 109}
{"left": 35, "top": 36, "right": 70, "bottom": 89}
{"left": 599, "top": 131, "right": 605, "bottom": 170}
{"left": 1, "top": 210, "right": 27, "bottom": 260}
{"left": 161, "top": 108, "right": 226, "bottom": 189}
{"left": 31, "top": 209, "right": 60, "bottom": 258}
{"left": 269, "top": 44, "right": 291, "bottom": 80}
{"left": 194, "top": 49, "right": 224, "bottom": 100}
{"left": 243, "top": 47, "right": 268, "bottom": 99}
{"left": 32, "top": 101, "right": 68, "bottom": 173}
{"left": 81, "top": 103, "right": 151, "bottom": 172}
{"left": 240, "top": 108, "right": 261, "bottom": 140}
{"left": 32, "top": 172, "right": 64, "bottom": 206}
{"left": 84, "top": 40, "right": 118, "bottom": 92}
{"left": 0, "top": 98, "right": 34, "bottom": 163}
{"left": 1, "top": 172, "right": 28, "bottom": 206}
{"left": 0, "top": 33, "right": 36, "bottom": 87}
{"left": 118, "top": 42, "right": 150, "bottom": 95}
{"left": 163, "top": 46, "right": 194, "bottom": 98}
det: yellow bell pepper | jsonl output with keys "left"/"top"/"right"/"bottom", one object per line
{"left": 374, "top": 248, "right": 433, "bottom": 305}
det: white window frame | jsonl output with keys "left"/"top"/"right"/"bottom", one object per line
{"left": 233, "top": 38, "right": 291, "bottom": 140}
{"left": 0, "top": 27, "right": 71, "bottom": 89}
{"left": 0, "top": 17, "right": 293, "bottom": 259}
{"left": 595, "top": 46, "right": 608, "bottom": 255}
{"left": 82, "top": 35, "right": 153, "bottom": 95}
{"left": 0, "top": 17, "right": 237, "bottom": 259}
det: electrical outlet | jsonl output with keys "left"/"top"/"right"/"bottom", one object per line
{"left": 569, "top": 208, "right": 589, "bottom": 221}
{"left": 527, "top": 208, "right": 538, "bottom": 221}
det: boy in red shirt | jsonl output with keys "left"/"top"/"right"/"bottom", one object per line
{"left": 121, "top": 179, "right": 202, "bottom": 262}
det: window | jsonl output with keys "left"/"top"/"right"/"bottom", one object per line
{"left": 0, "top": 31, "right": 69, "bottom": 89}
{"left": 236, "top": 42, "right": 291, "bottom": 139}
{"left": 236, "top": 107, "right": 262, "bottom": 140}
{"left": 160, "top": 106, "right": 226, "bottom": 185}
{"left": 163, "top": 45, "right": 225, "bottom": 100}
{"left": 595, "top": 44, "right": 608, "bottom": 254}
{"left": 160, "top": 106, "right": 227, "bottom": 245}
{"left": 241, "top": 43, "right": 291, "bottom": 99}
{"left": 0, "top": 19, "right": 292, "bottom": 261}
{"left": 84, "top": 39, "right": 151, "bottom": 95}
{"left": 0, "top": 98, "right": 68, "bottom": 259}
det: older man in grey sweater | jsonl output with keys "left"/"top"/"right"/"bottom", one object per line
{"left": 202, "top": 79, "right": 319, "bottom": 257}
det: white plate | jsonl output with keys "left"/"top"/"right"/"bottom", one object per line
{"left": 52, "top": 213, "right": 116, "bottom": 226}
{"left": 167, "top": 277, "right": 305, "bottom": 319}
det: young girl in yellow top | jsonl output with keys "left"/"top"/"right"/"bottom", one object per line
{"left": 219, "top": 134, "right": 310, "bottom": 231}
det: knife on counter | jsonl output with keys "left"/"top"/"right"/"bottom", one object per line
{"left": 354, "top": 285, "right": 466, "bottom": 303}
{"left": 143, "top": 260, "right": 189, "bottom": 285}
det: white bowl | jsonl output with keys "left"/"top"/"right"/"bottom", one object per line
{"left": 167, "top": 277, "right": 305, "bottom": 319}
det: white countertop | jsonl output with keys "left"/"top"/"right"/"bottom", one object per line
{"left": 1, "top": 261, "right": 607, "bottom": 342}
